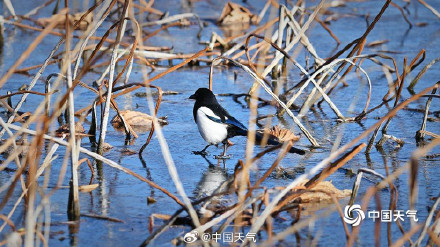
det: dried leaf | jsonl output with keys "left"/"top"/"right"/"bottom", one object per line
{"left": 297, "top": 180, "right": 351, "bottom": 203}
{"left": 36, "top": 12, "right": 93, "bottom": 30}
{"left": 121, "top": 148, "right": 137, "bottom": 155}
{"left": 415, "top": 22, "right": 428, "bottom": 27}
{"left": 111, "top": 110, "right": 168, "bottom": 133}
{"left": 78, "top": 184, "right": 99, "bottom": 193}
{"left": 366, "top": 39, "right": 389, "bottom": 47}
{"left": 259, "top": 126, "right": 301, "bottom": 143}
{"left": 217, "top": 2, "right": 258, "bottom": 25}
{"left": 12, "top": 112, "right": 31, "bottom": 123}
{"left": 147, "top": 196, "right": 157, "bottom": 204}
{"left": 55, "top": 122, "right": 87, "bottom": 137}
{"left": 151, "top": 213, "right": 171, "bottom": 221}
{"left": 101, "top": 142, "right": 113, "bottom": 152}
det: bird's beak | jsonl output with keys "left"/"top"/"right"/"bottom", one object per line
{"left": 189, "top": 94, "right": 196, "bottom": 100}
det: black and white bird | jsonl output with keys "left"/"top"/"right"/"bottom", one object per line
{"left": 189, "top": 88, "right": 305, "bottom": 158}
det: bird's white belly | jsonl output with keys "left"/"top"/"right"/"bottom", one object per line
{"left": 196, "top": 108, "right": 228, "bottom": 145}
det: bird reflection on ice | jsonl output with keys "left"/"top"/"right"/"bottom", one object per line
{"left": 194, "top": 156, "right": 231, "bottom": 200}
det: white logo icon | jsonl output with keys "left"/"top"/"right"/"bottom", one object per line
{"left": 183, "top": 230, "right": 198, "bottom": 243}
{"left": 344, "top": 204, "right": 365, "bottom": 226}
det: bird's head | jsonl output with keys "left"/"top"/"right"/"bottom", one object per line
{"left": 189, "top": 88, "right": 216, "bottom": 103}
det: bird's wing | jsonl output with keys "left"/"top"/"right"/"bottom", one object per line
{"left": 200, "top": 105, "right": 247, "bottom": 131}
{"left": 204, "top": 114, "right": 246, "bottom": 130}
{"left": 211, "top": 104, "right": 248, "bottom": 130}
{"left": 198, "top": 106, "right": 223, "bottom": 123}
{"left": 224, "top": 116, "right": 247, "bottom": 130}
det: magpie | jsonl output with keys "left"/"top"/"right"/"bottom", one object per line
{"left": 189, "top": 88, "right": 306, "bottom": 158}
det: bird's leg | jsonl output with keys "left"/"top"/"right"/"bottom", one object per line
{"left": 214, "top": 140, "right": 231, "bottom": 159}
{"left": 192, "top": 144, "right": 211, "bottom": 155}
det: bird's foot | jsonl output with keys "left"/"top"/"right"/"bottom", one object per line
{"left": 192, "top": 150, "right": 208, "bottom": 156}
{"left": 214, "top": 154, "right": 231, "bottom": 159}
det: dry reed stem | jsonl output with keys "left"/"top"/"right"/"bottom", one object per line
{"left": 220, "top": 17, "right": 280, "bottom": 59}
{"left": 0, "top": 9, "right": 66, "bottom": 88}
{"left": 260, "top": 0, "right": 324, "bottom": 79}
{"left": 3, "top": 0, "right": 16, "bottom": 19}
{"left": 0, "top": 6, "right": 124, "bottom": 233}
{"left": 244, "top": 83, "right": 438, "bottom": 246}
{"left": 288, "top": 54, "right": 372, "bottom": 119}
{"left": 140, "top": 85, "right": 162, "bottom": 154}
{"left": 0, "top": 0, "right": 438, "bottom": 245}
{"left": 408, "top": 57, "right": 440, "bottom": 90}
{"left": 414, "top": 196, "right": 440, "bottom": 246}
{"left": 72, "top": 0, "right": 114, "bottom": 79}
{"left": 100, "top": 46, "right": 209, "bottom": 101}
{"left": 305, "top": 143, "right": 366, "bottom": 188}
{"left": 315, "top": 15, "right": 340, "bottom": 44}
{"left": 347, "top": 138, "right": 440, "bottom": 246}
{"left": 97, "top": 0, "right": 130, "bottom": 153}
{"left": 64, "top": 3, "right": 80, "bottom": 221}
{"left": 193, "top": 195, "right": 263, "bottom": 234}
{"left": 143, "top": 87, "right": 203, "bottom": 237}
{"left": 0, "top": 2, "right": 105, "bottom": 138}
{"left": 141, "top": 12, "right": 202, "bottom": 31}
{"left": 417, "top": 0, "right": 440, "bottom": 18}
{"left": 4, "top": 122, "right": 185, "bottom": 207}
{"left": 416, "top": 85, "right": 437, "bottom": 140}
{"left": 244, "top": 33, "right": 350, "bottom": 120}
{"left": 245, "top": 142, "right": 292, "bottom": 199}
{"left": 209, "top": 56, "right": 319, "bottom": 147}
{"left": 325, "top": 0, "right": 391, "bottom": 75}
{"left": 261, "top": 203, "right": 339, "bottom": 245}
{"left": 390, "top": 2, "right": 412, "bottom": 28}
{"left": 118, "top": 0, "right": 162, "bottom": 15}
{"left": 23, "top": 0, "right": 56, "bottom": 18}
{"left": 390, "top": 224, "right": 423, "bottom": 247}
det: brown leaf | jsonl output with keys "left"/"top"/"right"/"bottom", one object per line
{"left": 12, "top": 112, "right": 31, "bottom": 123}
{"left": 296, "top": 180, "right": 351, "bottom": 203}
{"left": 111, "top": 110, "right": 168, "bottom": 133}
{"left": 259, "top": 126, "right": 301, "bottom": 143}
{"left": 217, "top": 2, "right": 258, "bottom": 25}
{"left": 36, "top": 12, "right": 93, "bottom": 30}
{"left": 55, "top": 122, "right": 87, "bottom": 137}
{"left": 147, "top": 196, "right": 157, "bottom": 204}
{"left": 366, "top": 39, "right": 389, "bottom": 47}
{"left": 101, "top": 142, "right": 113, "bottom": 152}
{"left": 78, "top": 184, "right": 99, "bottom": 193}
{"left": 151, "top": 213, "right": 171, "bottom": 221}
{"left": 121, "top": 148, "right": 137, "bottom": 155}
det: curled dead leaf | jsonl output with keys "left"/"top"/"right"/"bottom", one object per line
{"left": 111, "top": 110, "right": 168, "bottom": 133}
{"left": 218, "top": 2, "right": 258, "bottom": 25}
{"left": 55, "top": 122, "right": 88, "bottom": 137}
{"left": 12, "top": 112, "right": 31, "bottom": 123}
{"left": 101, "top": 142, "right": 113, "bottom": 152}
{"left": 79, "top": 184, "right": 99, "bottom": 193}
{"left": 258, "top": 126, "right": 301, "bottom": 143}
{"left": 147, "top": 196, "right": 157, "bottom": 204}
{"left": 36, "top": 12, "right": 93, "bottom": 30}
{"left": 120, "top": 148, "right": 137, "bottom": 155}
{"left": 366, "top": 39, "right": 389, "bottom": 47}
{"left": 285, "top": 180, "right": 351, "bottom": 203}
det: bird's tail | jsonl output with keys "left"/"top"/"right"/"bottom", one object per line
{"left": 238, "top": 129, "right": 305, "bottom": 155}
